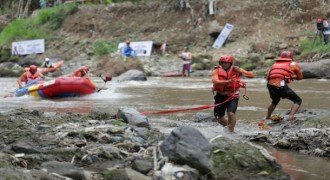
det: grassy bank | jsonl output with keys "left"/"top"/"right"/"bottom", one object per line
{"left": 0, "top": 3, "right": 78, "bottom": 46}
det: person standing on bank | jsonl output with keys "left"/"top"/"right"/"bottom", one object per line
{"left": 264, "top": 51, "right": 303, "bottom": 121}
{"left": 322, "top": 18, "right": 330, "bottom": 45}
{"left": 179, "top": 46, "right": 192, "bottom": 77}
{"left": 212, "top": 55, "right": 255, "bottom": 133}
{"left": 122, "top": 39, "right": 136, "bottom": 58}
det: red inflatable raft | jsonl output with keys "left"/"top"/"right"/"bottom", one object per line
{"left": 161, "top": 72, "right": 183, "bottom": 77}
{"left": 28, "top": 77, "right": 96, "bottom": 98}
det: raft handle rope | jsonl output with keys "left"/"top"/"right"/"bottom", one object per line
{"left": 239, "top": 80, "right": 249, "bottom": 100}
{"left": 97, "top": 75, "right": 112, "bottom": 92}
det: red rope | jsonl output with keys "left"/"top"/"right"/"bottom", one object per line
{"left": 140, "top": 78, "right": 249, "bottom": 115}
{"left": 140, "top": 95, "right": 237, "bottom": 115}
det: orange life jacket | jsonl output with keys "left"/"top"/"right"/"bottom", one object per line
{"left": 268, "top": 61, "right": 294, "bottom": 84}
{"left": 213, "top": 66, "right": 241, "bottom": 96}
{"left": 25, "top": 68, "right": 40, "bottom": 83}
{"left": 71, "top": 67, "right": 89, "bottom": 78}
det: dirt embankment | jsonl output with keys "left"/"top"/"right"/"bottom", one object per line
{"left": 54, "top": 0, "right": 329, "bottom": 59}
{"left": 1, "top": 0, "right": 330, "bottom": 76}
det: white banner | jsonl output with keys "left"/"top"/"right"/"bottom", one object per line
{"left": 12, "top": 39, "right": 45, "bottom": 55}
{"left": 212, "top": 23, "right": 234, "bottom": 49}
{"left": 118, "top": 41, "right": 153, "bottom": 56}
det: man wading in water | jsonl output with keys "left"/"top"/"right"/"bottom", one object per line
{"left": 263, "top": 51, "right": 303, "bottom": 122}
{"left": 212, "top": 55, "right": 255, "bottom": 133}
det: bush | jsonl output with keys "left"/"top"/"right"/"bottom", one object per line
{"left": 0, "top": 3, "right": 78, "bottom": 45}
{"left": 300, "top": 38, "right": 330, "bottom": 57}
{"left": 113, "top": 0, "right": 141, "bottom": 3}
{"left": 93, "top": 40, "right": 117, "bottom": 57}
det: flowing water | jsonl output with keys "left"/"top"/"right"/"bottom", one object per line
{"left": 1, "top": 77, "right": 329, "bottom": 179}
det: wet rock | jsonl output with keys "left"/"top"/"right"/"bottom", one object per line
{"left": 300, "top": 59, "right": 330, "bottom": 78}
{"left": 104, "top": 167, "right": 151, "bottom": 180}
{"left": 116, "top": 108, "right": 150, "bottom": 128}
{"left": 211, "top": 136, "right": 289, "bottom": 179}
{"left": 0, "top": 153, "right": 11, "bottom": 167}
{"left": 124, "top": 127, "right": 146, "bottom": 146}
{"left": 117, "top": 69, "right": 147, "bottom": 81}
{"left": 160, "top": 126, "right": 213, "bottom": 174}
{"left": 42, "top": 161, "right": 91, "bottom": 180}
{"left": 258, "top": 170, "right": 270, "bottom": 176}
{"left": 275, "top": 138, "right": 291, "bottom": 148}
{"left": 0, "top": 168, "right": 44, "bottom": 180}
{"left": 131, "top": 159, "right": 153, "bottom": 174}
{"left": 133, "top": 127, "right": 150, "bottom": 140}
{"left": 37, "top": 124, "right": 52, "bottom": 131}
{"left": 192, "top": 112, "right": 213, "bottom": 122}
{"left": 248, "top": 125, "right": 330, "bottom": 157}
{"left": 89, "top": 108, "right": 111, "bottom": 120}
{"left": 158, "top": 163, "right": 200, "bottom": 180}
{"left": 11, "top": 142, "right": 41, "bottom": 154}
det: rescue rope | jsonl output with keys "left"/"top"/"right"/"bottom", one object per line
{"left": 140, "top": 79, "right": 249, "bottom": 115}
{"left": 140, "top": 95, "right": 237, "bottom": 115}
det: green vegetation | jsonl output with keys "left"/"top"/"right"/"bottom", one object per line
{"left": 300, "top": 37, "right": 330, "bottom": 55}
{"left": 0, "top": 3, "right": 78, "bottom": 45}
{"left": 240, "top": 63, "right": 257, "bottom": 71}
{"left": 112, "top": 0, "right": 141, "bottom": 3}
{"left": 113, "top": 119, "right": 124, "bottom": 126}
{"left": 92, "top": 40, "right": 117, "bottom": 57}
{"left": 78, "top": 131, "right": 86, "bottom": 139}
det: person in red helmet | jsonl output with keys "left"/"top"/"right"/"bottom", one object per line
{"left": 264, "top": 51, "right": 303, "bottom": 122}
{"left": 71, "top": 66, "right": 90, "bottom": 78}
{"left": 17, "top": 65, "right": 45, "bottom": 88}
{"left": 211, "top": 55, "right": 254, "bottom": 133}
{"left": 71, "top": 66, "right": 97, "bottom": 87}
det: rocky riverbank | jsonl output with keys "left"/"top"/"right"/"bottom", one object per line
{"left": 247, "top": 109, "right": 330, "bottom": 158}
{"left": 0, "top": 108, "right": 291, "bottom": 180}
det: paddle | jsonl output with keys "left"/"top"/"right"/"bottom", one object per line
{"left": 97, "top": 75, "right": 112, "bottom": 92}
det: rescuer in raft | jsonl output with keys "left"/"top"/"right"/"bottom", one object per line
{"left": 71, "top": 66, "right": 112, "bottom": 92}
{"left": 71, "top": 66, "right": 91, "bottom": 78}
{"left": 18, "top": 65, "right": 45, "bottom": 88}
{"left": 71, "top": 65, "right": 100, "bottom": 87}
{"left": 211, "top": 55, "right": 255, "bottom": 133}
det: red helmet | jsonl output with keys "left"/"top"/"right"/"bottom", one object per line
{"left": 317, "top": 18, "right": 323, "bottom": 23}
{"left": 29, "top": 65, "right": 38, "bottom": 73}
{"left": 275, "top": 51, "right": 293, "bottom": 61}
{"left": 219, "top": 55, "right": 234, "bottom": 63}
{"left": 82, "top": 66, "right": 90, "bottom": 72}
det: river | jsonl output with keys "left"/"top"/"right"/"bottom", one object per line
{"left": 1, "top": 76, "right": 329, "bottom": 179}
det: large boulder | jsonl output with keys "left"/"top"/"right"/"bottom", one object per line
{"left": 160, "top": 126, "right": 213, "bottom": 174}
{"left": 300, "top": 59, "right": 330, "bottom": 78}
{"left": 117, "top": 69, "right": 147, "bottom": 81}
{"left": 41, "top": 161, "right": 91, "bottom": 179}
{"left": 116, "top": 108, "right": 150, "bottom": 128}
{"left": 211, "top": 136, "right": 290, "bottom": 179}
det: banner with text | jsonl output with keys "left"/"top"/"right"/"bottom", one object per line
{"left": 12, "top": 39, "right": 45, "bottom": 55}
{"left": 118, "top": 41, "right": 153, "bottom": 56}
{"left": 212, "top": 23, "right": 234, "bottom": 49}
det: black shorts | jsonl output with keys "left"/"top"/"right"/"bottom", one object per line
{"left": 213, "top": 93, "right": 239, "bottom": 118}
{"left": 267, "top": 84, "right": 302, "bottom": 106}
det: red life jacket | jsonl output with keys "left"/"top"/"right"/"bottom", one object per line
{"left": 25, "top": 68, "right": 40, "bottom": 83}
{"left": 213, "top": 66, "right": 241, "bottom": 96}
{"left": 268, "top": 61, "right": 294, "bottom": 84}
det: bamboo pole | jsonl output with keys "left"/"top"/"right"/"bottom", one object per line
{"left": 23, "top": 0, "right": 32, "bottom": 18}
{"left": 16, "top": 0, "right": 23, "bottom": 18}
